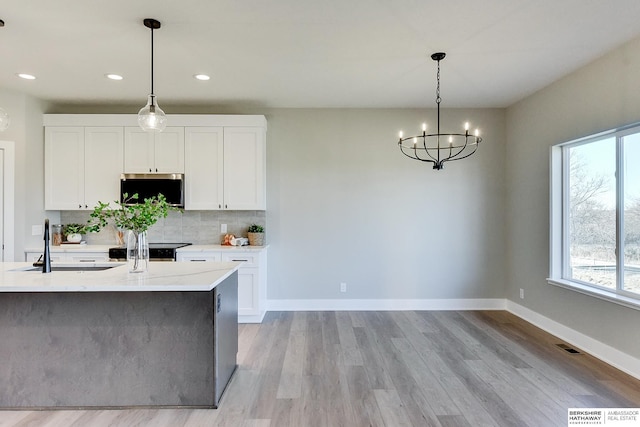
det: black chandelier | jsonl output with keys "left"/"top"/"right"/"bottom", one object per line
{"left": 397, "top": 52, "right": 482, "bottom": 170}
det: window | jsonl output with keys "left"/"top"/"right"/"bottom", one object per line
{"left": 550, "top": 123, "right": 640, "bottom": 309}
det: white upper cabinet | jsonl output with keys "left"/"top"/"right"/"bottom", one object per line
{"left": 184, "top": 126, "right": 266, "bottom": 210}
{"left": 45, "top": 127, "right": 84, "bottom": 210}
{"left": 223, "top": 127, "right": 266, "bottom": 210}
{"left": 45, "top": 127, "right": 123, "bottom": 210}
{"left": 184, "top": 127, "right": 224, "bottom": 210}
{"left": 124, "top": 127, "right": 184, "bottom": 173}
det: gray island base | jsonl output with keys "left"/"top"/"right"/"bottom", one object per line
{"left": 0, "top": 263, "right": 239, "bottom": 409}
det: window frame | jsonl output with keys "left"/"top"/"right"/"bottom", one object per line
{"left": 549, "top": 122, "right": 640, "bottom": 310}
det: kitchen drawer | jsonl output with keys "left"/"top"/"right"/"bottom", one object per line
{"left": 221, "top": 252, "right": 259, "bottom": 267}
{"left": 25, "top": 252, "right": 64, "bottom": 263}
{"left": 176, "top": 252, "right": 221, "bottom": 262}
{"left": 67, "top": 253, "right": 110, "bottom": 263}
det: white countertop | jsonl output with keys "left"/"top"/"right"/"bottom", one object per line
{"left": 25, "top": 244, "right": 268, "bottom": 253}
{"left": 0, "top": 261, "right": 240, "bottom": 293}
{"left": 24, "top": 244, "right": 114, "bottom": 253}
{"left": 177, "top": 244, "right": 268, "bottom": 253}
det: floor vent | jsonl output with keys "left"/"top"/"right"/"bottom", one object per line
{"left": 556, "top": 343, "right": 581, "bottom": 354}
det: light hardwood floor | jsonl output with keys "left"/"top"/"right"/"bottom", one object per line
{"left": 2, "top": 311, "right": 639, "bottom": 426}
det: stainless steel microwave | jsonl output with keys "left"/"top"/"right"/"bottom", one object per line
{"left": 120, "top": 173, "right": 184, "bottom": 207}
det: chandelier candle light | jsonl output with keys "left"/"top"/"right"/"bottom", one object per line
{"left": 138, "top": 18, "right": 167, "bottom": 132}
{"left": 397, "top": 52, "right": 482, "bottom": 170}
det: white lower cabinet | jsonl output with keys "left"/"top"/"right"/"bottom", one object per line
{"left": 177, "top": 247, "right": 267, "bottom": 323}
{"left": 236, "top": 268, "right": 259, "bottom": 317}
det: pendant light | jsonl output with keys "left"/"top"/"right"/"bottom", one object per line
{"left": 397, "top": 52, "right": 482, "bottom": 170}
{"left": 138, "top": 18, "right": 166, "bottom": 132}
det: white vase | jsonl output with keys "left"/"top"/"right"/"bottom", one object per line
{"left": 126, "top": 230, "right": 149, "bottom": 273}
{"left": 66, "top": 233, "right": 82, "bottom": 243}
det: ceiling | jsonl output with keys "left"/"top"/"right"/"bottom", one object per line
{"left": 2, "top": 0, "right": 640, "bottom": 109}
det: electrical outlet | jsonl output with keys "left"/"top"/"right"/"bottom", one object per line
{"left": 520, "top": 288, "right": 524, "bottom": 299}
{"left": 340, "top": 282, "right": 347, "bottom": 293}
{"left": 32, "top": 225, "right": 43, "bottom": 236}
{"left": 221, "top": 224, "right": 227, "bottom": 233}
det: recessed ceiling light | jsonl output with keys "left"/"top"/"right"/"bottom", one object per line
{"left": 17, "top": 73, "right": 36, "bottom": 80}
{"left": 105, "top": 74, "right": 123, "bottom": 80}
{"left": 194, "top": 74, "right": 210, "bottom": 81}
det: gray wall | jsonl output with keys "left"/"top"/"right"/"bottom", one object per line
{"left": 265, "top": 108, "right": 506, "bottom": 300}
{"left": 0, "top": 88, "right": 54, "bottom": 259}
{"left": 506, "top": 37, "right": 640, "bottom": 358}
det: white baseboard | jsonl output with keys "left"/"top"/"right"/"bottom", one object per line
{"left": 238, "top": 311, "right": 267, "bottom": 324}
{"left": 506, "top": 300, "right": 640, "bottom": 380}
{"left": 267, "top": 298, "right": 506, "bottom": 311}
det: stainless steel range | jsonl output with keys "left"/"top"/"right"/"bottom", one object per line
{"left": 109, "top": 243, "right": 191, "bottom": 262}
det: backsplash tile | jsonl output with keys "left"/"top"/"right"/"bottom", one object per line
{"left": 60, "top": 210, "right": 266, "bottom": 246}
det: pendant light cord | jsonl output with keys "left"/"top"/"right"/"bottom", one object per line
{"left": 150, "top": 25, "right": 154, "bottom": 96}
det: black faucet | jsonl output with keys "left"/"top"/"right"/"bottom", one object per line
{"left": 43, "top": 218, "right": 51, "bottom": 273}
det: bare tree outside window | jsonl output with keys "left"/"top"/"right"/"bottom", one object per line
{"left": 568, "top": 139, "right": 616, "bottom": 289}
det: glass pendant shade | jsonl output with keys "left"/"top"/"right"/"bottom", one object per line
{"left": 0, "top": 108, "right": 10, "bottom": 132}
{"left": 138, "top": 94, "right": 166, "bottom": 132}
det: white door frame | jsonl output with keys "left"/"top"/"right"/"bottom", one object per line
{"left": 0, "top": 141, "right": 15, "bottom": 261}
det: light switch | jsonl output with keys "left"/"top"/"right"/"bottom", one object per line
{"left": 221, "top": 224, "right": 227, "bottom": 233}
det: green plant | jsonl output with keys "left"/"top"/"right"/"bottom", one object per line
{"left": 64, "top": 223, "right": 87, "bottom": 235}
{"left": 86, "top": 193, "right": 181, "bottom": 234}
{"left": 247, "top": 224, "right": 264, "bottom": 233}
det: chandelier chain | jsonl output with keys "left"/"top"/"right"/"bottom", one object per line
{"left": 436, "top": 59, "right": 441, "bottom": 105}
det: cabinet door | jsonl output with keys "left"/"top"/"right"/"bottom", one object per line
{"left": 154, "top": 127, "right": 185, "bottom": 173}
{"left": 184, "top": 127, "right": 224, "bottom": 210}
{"left": 221, "top": 252, "right": 261, "bottom": 316}
{"left": 223, "top": 127, "right": 266, "bottom": 210}
{"left": 124, "top": 127, "right": 155, "bottom": 173}
{"left": 45, "top": 127, "right": 85, "bottom": 210}
{"left": 236, "top": 268, "right": 260, "bottom": 316}
{"left": 84, "top": 127, "right": 124, "bottom": 209}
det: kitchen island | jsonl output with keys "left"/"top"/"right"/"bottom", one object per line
{"left": 0, "top": 261, "right": 240, "bottom": 409}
